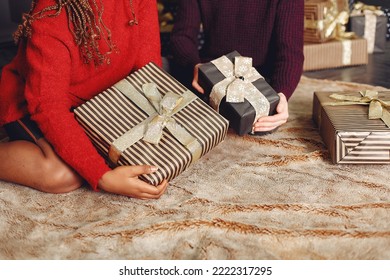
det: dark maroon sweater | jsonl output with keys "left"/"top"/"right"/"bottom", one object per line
{"left": 170, "top": 0, "right": 304, "bottom": 99}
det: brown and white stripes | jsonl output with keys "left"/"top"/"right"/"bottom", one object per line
{"left": 74, "top": 63, "right": 229, "bottom": 185}
{"left": 313, "top": 91, "right": 390, "bottom": 164}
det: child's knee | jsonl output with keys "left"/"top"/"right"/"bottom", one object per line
{"left": 40, "top": 161, "right": 83, "bottom": 193}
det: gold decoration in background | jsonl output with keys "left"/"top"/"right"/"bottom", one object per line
{"left": 351, "top": 1, "right": 384, "bottom": 16}
{"left": 304, "top": 0, "right": 355, "bottom": 43}
{"left": 157, "top": 0, "right": 175, "bottom": 32}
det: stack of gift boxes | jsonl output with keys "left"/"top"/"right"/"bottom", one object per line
{"left": 303, "top": 0, "right": 388, "bottom": 71}
{"left": 303, "top": 0, "right": 367, "bottom": 71}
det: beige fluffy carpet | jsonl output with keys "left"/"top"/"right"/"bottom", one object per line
{"left": 0, "top": 76, "right": 389, "bottom": 260}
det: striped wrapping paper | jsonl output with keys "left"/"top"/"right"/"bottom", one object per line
{"left": 304, "top": 0, "right": 333, "bottom": 43}
{"left": 74, "top": 62, "right": 229, "bottom": 185}
{"left": 303, "top": 37, "right": 368, "bottom": 71}
{"left": 304, "top": 0, "right": 350, "bottom": 43}
{"left": 312, "top": 91, "right": 390, "bottom": 164}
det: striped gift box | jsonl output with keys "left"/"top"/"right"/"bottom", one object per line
{"left": 74, "top": 63, "right": 229, "bottom": 185}
{"left": 313, "top": 91, "right": 390, "bottom": 164}
{"left": 303, "top": 38, "right": 368, "bottom": 71}
{"left": 304, "top": 0, "right": 333, "bottom": 43}
{"left": 304, "top": 0, "right": 350, "bottom": 43}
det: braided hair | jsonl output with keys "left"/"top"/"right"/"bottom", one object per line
{"left": 14, "top": 0, "right": 116, "bottom": 65}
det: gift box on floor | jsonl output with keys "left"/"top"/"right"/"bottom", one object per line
{"left": 303, "top": 37, "right": 368, "bottom": 71}
{"left": 74, "top": 62, "right": 229, "bottom": 185}
{"left": 198, "top": 51, "right": 280, "bottom": 136}
{"left": 304, "top": 0, "right": 350, "bottom": 43}
{"left": 349, "top": 14, "right": 387, "bottom": 53}
{"left": 312, "top": 90, "right": 390, "bottom": 164}
{"left": 348, "top": 2, "right": 388, "bottom": 53}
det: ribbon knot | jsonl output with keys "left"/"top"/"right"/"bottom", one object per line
{"left": 108, "top": 81, "right": 203, "bottom": 164}
{"left": 142, "top": 83, "right": 184, "bottom": 145}
{"left": 220, "top": 56, "right": 257, "bottom": 103}
{"left": 325, "top": 90, "right": 390, "bottom": 127}
{"left": 210, "top": 55, "right": 270, "bottom": 124}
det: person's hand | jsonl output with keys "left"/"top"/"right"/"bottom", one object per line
{"left": 98, "top": 165, "right": 168, "bottom": 199}
{"left": 192, "top": 63, "right": 205, "bottom": 94}
{"left": 253, "top": 92, "right": 289, "bottom": 132}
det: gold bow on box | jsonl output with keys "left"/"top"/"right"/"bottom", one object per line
{"left": 323, "top": 90, "right": 390, "bottom": 127}
{"left": 304, "top": 0, "right": 355, "bottom": 41}
{"left": 209, "top": 55, "right": 270, "bottom": 126}
{"left": 108, "top": 81, "right": 202, "bottom": 164}
{"left": 351, "top": 2, "right": 385, "bottom": 16}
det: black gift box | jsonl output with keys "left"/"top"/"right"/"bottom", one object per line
{"left": 198, "top": 51, "right": 280, "bottom": 136}
{"left": 349, "top": 14, "right": 388, "bottom": 53}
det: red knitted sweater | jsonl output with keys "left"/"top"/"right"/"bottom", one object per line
{"left": 0, "top": 0, "right": 162, "bottom": 190}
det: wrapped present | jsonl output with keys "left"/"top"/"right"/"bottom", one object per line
{"left": 303, "top": 37, "right": 368, "bottom": 71}
{"left": 198, "top": 51, "right": 280, "bottom": 136}
{"left": 304, "top": 0, "right": 353, "bottom": 43}
{"left": 349, "top": 2, "right": 387, "bottom": 53}
{"left": 74, "top": 63, "right": 229, "bottom": 185}
{"left": 312, "top": 90, "right": 390, "bottom": 164}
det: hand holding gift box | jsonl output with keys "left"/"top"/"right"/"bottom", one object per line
{"left": 74, "top": 63, "right": 229, "bottom": 185}
{"left": 197, "top": 51, "right": 280, "bottom": 136}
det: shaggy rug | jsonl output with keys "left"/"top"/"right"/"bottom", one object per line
{"left": 0, "top": 76, "right": 389, "bottom": 260}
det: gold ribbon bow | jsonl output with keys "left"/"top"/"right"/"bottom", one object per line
{"left": 351, "top": 2, "right": 385, "bottom": 16}
{"left": 108, "top": 81, "right": 202, "bottom": 164}
{"left": 209, "top": 55, "right": 270, "bottom": 125}
{"left": 324, "top": 90, "right": 390, "bottom": 127}
{"left": 326, "top": 10, "right": 355, "bottom": 40}
{"left": 304, "top": 0, "right": 355, "bottom": 40}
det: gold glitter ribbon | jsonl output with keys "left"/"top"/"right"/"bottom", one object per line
{"left": 305, "top": 0, "right": 355, "bottom": 41}
{"left": 108, "top": 80, "right": 202, "bottom": 164}
{"left": 322, "top": 90, "right": 390, "bottom": 127}
{"left": 351, "top": 2, "right": 385, "bottom": 16}
{"left": 341, "top": 39, "right": 352, "bottom": 65}
{"left": 209, "top": 55, "right": 270, "bottom": 126}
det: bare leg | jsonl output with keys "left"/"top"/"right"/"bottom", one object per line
{"left": 0, "top": 138, "right": 83, "bottom": 193}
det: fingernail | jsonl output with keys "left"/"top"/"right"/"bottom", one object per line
{"left": 150, "top": 166, "right": 158, "bottom": 172}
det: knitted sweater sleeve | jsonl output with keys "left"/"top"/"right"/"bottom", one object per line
{"left": 169, "top": 0, "right": 202, "bottom": 68}
{"left": 134, "top": 0, "right": 162, "bottom": 69}
{"left": 271, "top": 0, "right": 304, "bottom": 100}
{"left": 24, "top": 33, "right": 110, "bottom": 190}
